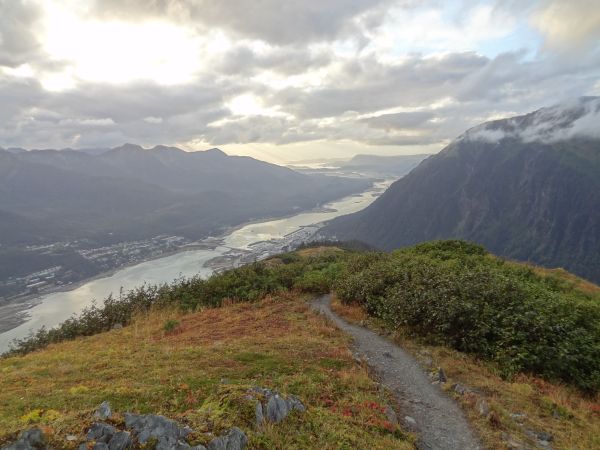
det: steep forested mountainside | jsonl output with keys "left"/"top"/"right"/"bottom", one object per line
{"left": 325, "top": 97, "right": 600, "bottom": 282}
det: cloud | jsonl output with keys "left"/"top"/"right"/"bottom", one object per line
{"left": 0, "top": 0, "right": 599, "bottom": 160}
{"left": 464, "top": 97, "right": 600, "bottom": 143}
{"left": 93, "top": 0, "right": 395, "bottom": 44}
{"left": 533, "top": 0, "right": 600, "bottom": 52}
{"left": 0, "top": 0, "right": 42, "bottom": 67}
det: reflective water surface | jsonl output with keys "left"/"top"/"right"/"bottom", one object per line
{"left": 0, "top": 178, "right": 392, "bottom": 352}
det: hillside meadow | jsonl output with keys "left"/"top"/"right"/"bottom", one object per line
{"left": 1, "top": 241, "right": 599, "bottom": 449}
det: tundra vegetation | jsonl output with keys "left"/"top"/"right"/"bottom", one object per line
{"left": 1, "top": 241, "right": 599, "bottom": 449}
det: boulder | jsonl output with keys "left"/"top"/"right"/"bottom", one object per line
{"left": 254, "top": 402, "right": 264, "bottom": 428}
{"left": 249, "top": 387, "right": 305, "bottom": 425}
{"left": 207, "top": 428, "right": 247, "bottom": 450}
{"left": 124, "top": 413, "right": 192, "bottom": 449}
{"left": 403, "top": 416, "right": 417, "bottom": 430}
{"left": 107, "top": 431, "right": 132, "bottom": 450}
{"left": 438, "top": 367, "right": 447, "bottom": 383}
{"left": 94, "top": 401, "right": 112, "bottom": 420}
{"left": 476, "top": 399, "right": 490, "bottom": 417}
{"left": 1, "top": 429, "right": 46, "bottom": 450}
{"left": 536, "top": 431, "right": 553, "bottom": 442}
{"left": 87, "top": 423, "right": 117, "bottom": 444}
{"left": 452, "top": 383, "right": 471, "bottom": 395}
{"left": 266, "top": 395, "right": 289, "bottom": 423}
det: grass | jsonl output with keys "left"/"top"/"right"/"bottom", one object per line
{"left": 331, "top": 296, "right": 600, "bottom": 450}
{"left": 0, "top": 293, "right": 414, "bottom": 449}
{"left": 520, "top": 263, "right": 600, "bottom": 296}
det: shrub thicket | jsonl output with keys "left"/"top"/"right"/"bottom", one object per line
{"left": 5, "top": 240, "right": 600, "bottom": 393}
{"left": 335, "top": 240, "right": 600, "bottom": 393}
{"left": 2, "top": 251, "right": 346, "bottom": 357}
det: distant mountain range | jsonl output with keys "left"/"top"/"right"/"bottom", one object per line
{"left": 0, "top": 144, "right": 369, "bottom": 246}
{"left": 0, "top": 145, "right": 370, "bottom": 286}
{"left": 338, "top": 154, "right": 430, "bottom": 176}
{"left": 324, "top": 97, "right": 600, "bottom": 283}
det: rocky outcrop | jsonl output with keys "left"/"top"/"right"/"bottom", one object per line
{"left": 206, "top": 428, "right": 247, "bottom": 450}
{"left": 1, "top": 429, "right": 45, "bottom": 450}
{"left": 246, "top": 387, "right": 306, "bottom": 426}
{"left": 123, "top": 413, "right": 194, "bottom": 450}
{"left": 3, "top": 390, "right": 306, "bottom": 450}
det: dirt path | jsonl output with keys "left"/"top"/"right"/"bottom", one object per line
{"left": 311, "top": 294, "right": 482, "bottom": 450}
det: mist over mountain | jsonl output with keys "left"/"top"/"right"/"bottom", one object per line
{"left": 324, "top": 98, "right": 600, "bottom": 283}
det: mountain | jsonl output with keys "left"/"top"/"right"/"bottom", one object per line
{"left": 324, "top": 97, "right": 600, "bottom": 283}
{"left": 0, "top": 145, "right": 369, "bottom": 245}
{"left": 338, "top": 153, "right": 430, "bottom": 176}
{"left": 0, "top": 146, "right": 370, "bottom": 284}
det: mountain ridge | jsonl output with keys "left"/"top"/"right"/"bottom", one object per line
{"left": 323, "top": 98, "right": 600, "bottom": 282}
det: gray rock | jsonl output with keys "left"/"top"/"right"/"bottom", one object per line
{"left": 95, "top": 401, "right": 112, "bottom": 420}
{"left": 476, "top": 399, "right": 490, "bottom": 417}
{"left": 266, "top": 395, "right": 289, "bottom": 423}
{"left": 1, "top": 428, "right": 46, "bottom": 450}
{"left": 207, "top": 428, "right": 247, "bottom": 450}
{"left": 404, "top": 416, "right": 417, "bottom": 430}
{"left": 93, "top": 444, "right": 109, "bottom": 450}
{"left": 112, "top": 323, "right": 123, "bottom": 330}
{"left": 285, "top": 395, "right": 306, "bottom": 413}
{"left": 255, "top": 401, "right": 264, "bottom": 428}
{"left": 249, "top": 388, "right": 305, "bottom": 427}
{"left": 77, "top": 444, "right": 89, "bottom": 450}
{"left": 438, "top": 367, "right": 447, "bottom": 383}
{"left": 173, "top": 444, "right": 190, "bottom": 450}
{"left": 124, "top": 413, "right": 192, "bottom": 448}
{"left": 452, "top": 383, "right": 471, "bottom": 395}
{"left": 510, "top": 413, "right": 527, "bottom": 422}
{"left": 190, "top": 446, "right": 207, "bottom": 450}
{"left": 87, "top": 423, "right": 117, "bottom": 443}
{"left": 383, "top": 351, "right": 392, "bottom": 358}
{"left": 536, "top": 431, "right": 553, "bottom": 442}
{"left": 108, "top": 431, "right": 132, "bottom": 450}
{"left": 525, "top": 429, "right": 538, "bottom": 440}
{"left": 501, "top": 433, "right": 526, "bottom": 450}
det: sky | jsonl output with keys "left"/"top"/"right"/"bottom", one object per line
{"left": 0, "top": 0, "right": 599, "bottom": 163}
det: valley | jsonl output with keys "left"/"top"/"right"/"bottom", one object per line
{"left": 0, "top": 178, "right": 393, "bottom": 352}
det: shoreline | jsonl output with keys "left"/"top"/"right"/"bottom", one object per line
{"left": 0, "top": 181, "right": 378, "bottom": 336}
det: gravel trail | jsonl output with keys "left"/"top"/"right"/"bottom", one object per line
{"left": 311, "top": 294, "right": 482, "bottom": 450}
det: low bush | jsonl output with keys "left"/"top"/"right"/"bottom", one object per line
{"left": 1, "top": 251, "right": 349, "bottom": 357}
{"left": 335, "top": 240, "right": 600, "bottom": 393}
{"left": 5, "top": 240, "right": 599, "bottom": 394}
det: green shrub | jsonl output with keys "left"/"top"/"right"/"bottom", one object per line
{"left": 335, "top": 241, "right": 600, "bottom": 393}
{"left": 1, "top": 251, "right": 348, "bottom": 358}
{"left": 163, "top": 319, "right": 180, "bottom": 333}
